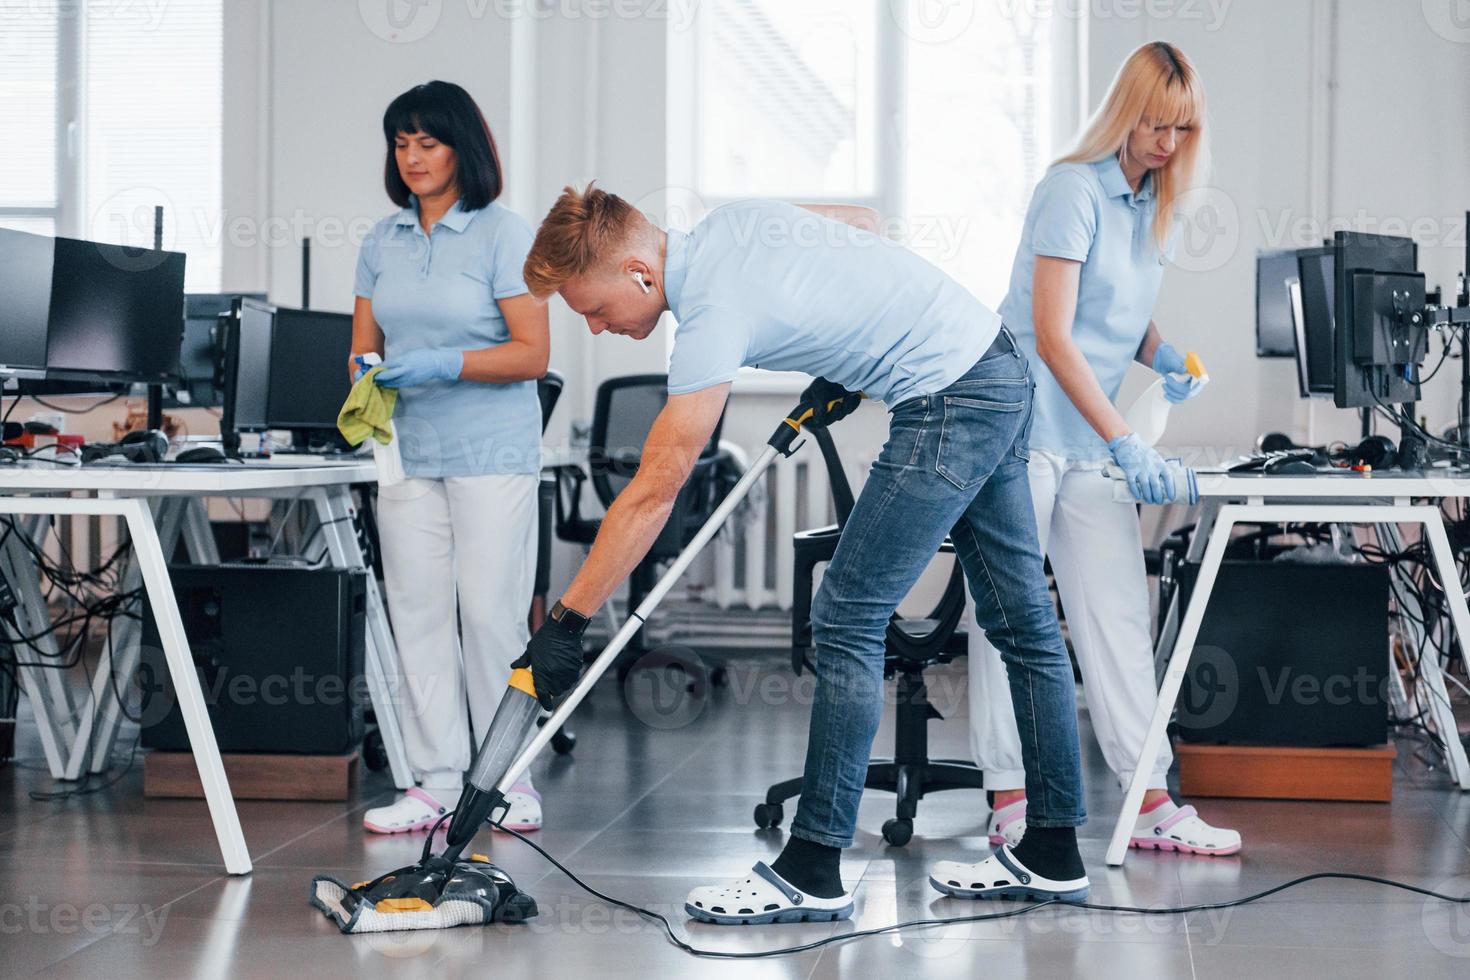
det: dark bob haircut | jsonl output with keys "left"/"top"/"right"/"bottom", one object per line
{"left": 383, "top": 80, "right": 503, "bottom": 211}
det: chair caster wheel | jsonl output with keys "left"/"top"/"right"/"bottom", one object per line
{"left": 551, "top": 729, "right": 576, "bottom": 755}
{"left": 710, "top": 665, "right": 728, "bottom": 687}
{"left": 753, "top": 803, "right": 784, "bottom": 829}
{"left": 882, "top": 818, "right": 913, "bottom": 847}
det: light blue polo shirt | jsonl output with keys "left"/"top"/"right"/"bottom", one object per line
{"left": 354, "top": 198, "right": 540, "bottom": 477}
{"left": 664, "top": 200, "right": 999, "bottom": 406}
{"left": 999, "top": 158, "right": 1167, "bottom": 460}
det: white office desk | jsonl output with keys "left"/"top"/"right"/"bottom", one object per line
{"left": 1107, "top": 468, "right": 1470, "bottom": 866}
{"left": 0, "top": 459, "right": 409, "bottom": 874}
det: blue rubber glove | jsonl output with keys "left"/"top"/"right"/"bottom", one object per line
{"left": 1151, "top": 343, "right": 1203, "bottom": 404}
{"left": 351, "top": 355, "right": 370, "bottom": 384}
{"left": 374, "top": 348, "right": 463, "bottom": 389}
{"left": 1109, "top": 433, "right": 1176, "bottom": 505}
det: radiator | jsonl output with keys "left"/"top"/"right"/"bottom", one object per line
{"left": 710, "top": 440, "right": 876, "bottom": 611}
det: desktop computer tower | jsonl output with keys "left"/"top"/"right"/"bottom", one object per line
{"left": 1173, "top": 561, "right": 1390, "bottom": 747}
{"left": 140, "top": 564, "right": 368, "bottom": 754}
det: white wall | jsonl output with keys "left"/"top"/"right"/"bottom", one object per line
{"left": 529, "top": 7, "right": 673, "bottom": 432}
{"left": 263, "top": 1, "right": 515, "bottom": 317}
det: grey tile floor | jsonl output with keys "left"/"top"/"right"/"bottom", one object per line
{"left": 4, "top": 653, "right": 1470, "bottom": 978}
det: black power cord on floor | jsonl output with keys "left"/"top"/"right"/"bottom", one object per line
{"left": 490, "top": 821, "right": 1470, "bottom": 960}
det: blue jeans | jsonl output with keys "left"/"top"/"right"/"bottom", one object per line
{"left": 791, "top": 328, "right": 1087, "bottom": 848}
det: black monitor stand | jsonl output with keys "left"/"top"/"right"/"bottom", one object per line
{"left": 274, "top": 429, "right": 354, "bottom": 456}
{"left": 146, "top": 205, "right": 168, "bottom": 434}
{"left": 146, "top": 384, "right": 164, "bottom": 431}
{"left": 1398, "top": 409, "right": 1429, "bottom": 471}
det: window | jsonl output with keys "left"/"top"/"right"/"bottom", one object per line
{"left": 0, "top": 11, "right": 61, "bottom": 232}
{"left": 669, "top": 0, "right": 1083, "bottom": 385}
{"left": 901, "top": 2, "right": 1070, "bottom": 307}
{"left": 690, "top": 0, "right": 885, "bottom": 205}
{"left": 0, "top": 1, "right": 223, "bottom": 290}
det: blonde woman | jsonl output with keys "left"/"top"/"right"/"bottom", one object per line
{"left": 968, "top": 42, "right": 1240, "bottom": 856}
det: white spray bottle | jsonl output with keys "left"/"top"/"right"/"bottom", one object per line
{"left": 1106, "top": 352, "right": 1208, "bottom": 503}
{"left": 1124, "top": 351, "right": 1209, "bottom": 447}
{"left": 355, "top": 352, "right": 407, "bottom": 488}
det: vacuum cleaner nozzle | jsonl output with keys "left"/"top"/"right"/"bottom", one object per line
{"left": 311, "top": 855, "right": 537, "bottom": 934}
{"left": 311, "top": 672, "right": 545, "bottom": 934}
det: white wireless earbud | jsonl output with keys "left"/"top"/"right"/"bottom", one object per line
{"left": 631, "top": 271, "right": 651, "bottom": 294}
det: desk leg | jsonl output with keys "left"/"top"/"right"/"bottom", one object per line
{"left": 1150, "top": 500, "right": 1220, "bottom": 683}
{"left": 1375, "top": 524, "right": 1420, "bottom": 725}
{"left": 66, "top": 498, "right": 185, "bottom": 779}
{"left": 1415, "top": 516, "right": 1470, "bottom": 789}
{"left": 1106, "top": 504, "right": 1237, "bottom": 867}
{"left": 307, "top": 487, "right": 413, "bottom": 789}
{"left": 121, "top": 497, "right": 251, "bottom": 873}
{"left": 0, "top": 533, "right": 70, "bottom": 777}
{"left": 181, "top": 499, "right": 222, "bottom": 564}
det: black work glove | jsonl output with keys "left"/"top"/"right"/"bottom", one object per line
{"left": 800, "top": 377, "right": 863, "bottom": 428}
{"left": 511, "top": 618, "right": 585, "bottom": 710}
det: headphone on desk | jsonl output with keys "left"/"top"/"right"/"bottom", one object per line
{"left": 80, "top": 429, "right": 169, "bottom": 464}
{"left": 1349, "top": 435, "right": 1398, "bottom": 470}
{"left": 1257, "top": 430, "right": 1399, "bottom": 470}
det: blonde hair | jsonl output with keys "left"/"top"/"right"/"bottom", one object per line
{"left": 1059, "top": 41, "right": 1209, "bottom": 251}
{"left": 523, "top": 182, "right": 649, "bottom": 299}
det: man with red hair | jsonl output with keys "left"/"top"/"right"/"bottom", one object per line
{"left": 516, "top": 184, "right": 1091, "bottom": 924}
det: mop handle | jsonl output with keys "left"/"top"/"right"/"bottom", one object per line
{"left": 494, "top": 443, "right": 785, "bottom": 795}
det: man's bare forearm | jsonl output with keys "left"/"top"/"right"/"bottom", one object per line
{"left": 559, "top": 484, "right": 675, "bottom": 615}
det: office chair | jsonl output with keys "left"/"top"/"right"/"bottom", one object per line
{"left": 532, "top": 370, "right": 565, "bottom": 629}
{"left": 532, "top": 371, "right": 576, "bottom": 755}
{"left": 551, "top": 373, "right": 731, "bottom": 685}
{"left": 753, "top": 422, "right": 983, "bottom": 846}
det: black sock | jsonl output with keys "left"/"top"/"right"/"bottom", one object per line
{"left": 1010, "top": 826, "right": 1084, "bottom": 882}
{"left": 770, "top": 836, "right": 844, "bottom": 899}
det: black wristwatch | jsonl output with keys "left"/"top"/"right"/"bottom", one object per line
{"left": 548, "top": 599, "right": 591, "bottom": 637}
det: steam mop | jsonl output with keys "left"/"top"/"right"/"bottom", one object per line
{"left": 312, "top": 387, "right": 858, "bottom": 934}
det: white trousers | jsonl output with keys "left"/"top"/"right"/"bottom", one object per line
{"left": 967, "top": 449, "right": 1171, "bottom": 791}
{"left": 376, "top": 473, "right": 538, "bottom": 792}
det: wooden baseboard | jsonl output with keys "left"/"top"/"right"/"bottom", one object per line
{"left": 144, "top": 750, "right": 359, "bottom": 801}
{"left": 1177, "top": 743, "right": 1395, "bottom": 802}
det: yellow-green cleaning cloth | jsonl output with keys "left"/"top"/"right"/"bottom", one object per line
{"left": 337, "top": 366, "right": 398, "bottom": 447}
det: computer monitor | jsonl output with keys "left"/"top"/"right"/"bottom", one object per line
{"left": 265, "top": 307, "right": 353, "bottom": 430}
{"left": 1332, "top": 231, "right": 1419, "bottom": 409}
{"left": 43, "top": 236, "right": 186, "bottom": 384}
{"left": 226, "top": 301, "right": 353, "bottom": 436}
{"left": 1255, "top": 249, "right": 1299, "bottom": 357}
{"left": 1294, "top": 247, "right": 1336, "bottom": 398}
{"left": 229, "top": 297, "right": 276, "bottom": 433}
{"left": 166, "top": 292, "right": 267, "bottom": 408}
{"left": 0, "top": 227, "right": 61, "bottom": 378}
